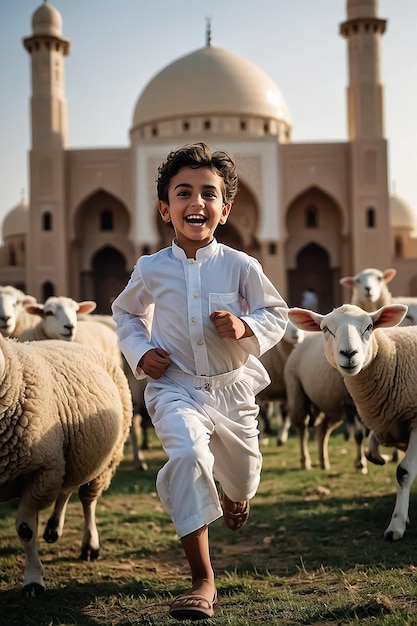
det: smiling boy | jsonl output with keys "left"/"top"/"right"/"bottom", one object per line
{"left": 112, "top": 142, "right": 288, "bottom": 620}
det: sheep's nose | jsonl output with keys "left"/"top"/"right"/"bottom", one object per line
{"left": 340, "top": 349, "right": 357, "bottom": 360}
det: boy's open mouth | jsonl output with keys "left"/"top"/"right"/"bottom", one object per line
{"left": 185, "top": 214, "right": 207, "bottom": 224}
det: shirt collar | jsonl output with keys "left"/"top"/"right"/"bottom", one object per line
{"left": 172, "top": 238, "right": 218, "bottom": 260}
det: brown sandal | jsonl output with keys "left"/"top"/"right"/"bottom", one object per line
{"left": 220, "top": 491, "right": 250, "bottom": 531}
{"left": 169, "top": 590, "right": 217, "bottom": 620}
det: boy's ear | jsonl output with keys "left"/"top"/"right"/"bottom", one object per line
{"left": 219, "top": 202, "right": 232, "bottom": 225}
{"left": 158, "top": 201, "right": 170, "bottom": 222}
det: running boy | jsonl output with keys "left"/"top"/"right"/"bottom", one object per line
{"left": 112, "top": 142, "right": 288, "bottom": 620}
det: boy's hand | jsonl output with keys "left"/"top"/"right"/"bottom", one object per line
{"left": 139, "top": 348, "right": 170, "bottom": 379}
{"left": 210, "top": 310, "right": 254, "bottom": 340}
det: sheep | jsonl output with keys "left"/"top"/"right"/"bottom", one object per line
{"left": 256, "top": 320, "right": 305, "bottom": 439}
{"left": 19, "top": 296, "right": 97, "bottom": 342}
{"left": 283, "top": 332, "right": 364, "bottom": 472}
{"left": 0, "top": 285, "right": 37, "bottom": 337}
{"left": 0, "top": 336, "right": 133, "bottom": 595}
{"left": 340, "top": 267, "right": 417, "bottom": 461}
{"left": 19, "top": 296, "right": 148, "bottom": 470}
{"left": 287, "top": 302, "right": 417, "bottom": 541}
{"left": 339, "top": 267, "right": 397, "bottom": 312}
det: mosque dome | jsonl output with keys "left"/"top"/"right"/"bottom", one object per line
{"left": 3, "top": 198, "right": 29, "bottom": 240}
{"left": 32, "top": 2, "right": 63, "bottom": 38}
{"left": 389, "top": 194, "right": 416, "bottom": 230}
{"left": 132, "top": 45, "right": 291, "bottom": 129}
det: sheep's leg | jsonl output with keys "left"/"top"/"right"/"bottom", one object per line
{"left": 78, "top": 481, "right": 101, "bottom": 560}
{"left": 365, "top": 430, "right": 386, "bottom": 465}
{"left": 384, "top": 429, "right": 417, "bottom": 541}
{"left": 43, "top": 488, "right": 72, "bottom": 543}
{"left": 316, "top": 418, "right": 342, "bottom": 471}
{"left": 130, "top": 413, "right": 148, "bottom": 470}
{"left": 277, "top": 413, "right": 292, "bottom": 446}
{"left": 298, "top": 420, "right": 312, "bottom": 470}
{"left": 16, "top": 501, "right": 44, "bottom": 596}
{"left": 353, "top": 416, "right": 368, "bottom": 474}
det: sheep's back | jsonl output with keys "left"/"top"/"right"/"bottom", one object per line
{"left": 0, "top": 339, "right": 132, "bottom": 493}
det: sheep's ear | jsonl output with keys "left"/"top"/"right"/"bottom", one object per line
{"left": 77, "top": 301, "right": 97, "bottom": 314}
{"left": 339, "top": 276, "right": 354, "bottom": 288}
{"left": 371, "top": 304, "right": 408, "bottom": 329}
{"left": 382, "top": 268, "right": 397, "bottom": 283}
{"left": 288, "top": 307, "right": 323, "bottom": 332}
{"left": 24, "top": 303, "right": 44, "bottom": 317}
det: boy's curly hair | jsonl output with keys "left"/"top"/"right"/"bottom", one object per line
{"left": 156, "top": 142, "right": 239, "bottom": 205}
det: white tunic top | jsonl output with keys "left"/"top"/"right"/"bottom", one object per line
{"left": 112, "top": 239, "right": 288, "bottom": 385}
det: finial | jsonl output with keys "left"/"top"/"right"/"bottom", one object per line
{"left": 205, "top": 16, "right": 212, "bottom": 47}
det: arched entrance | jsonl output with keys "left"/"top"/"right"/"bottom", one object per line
{"left": 81, "top": 247, "right": 129, "bottom": 314}
{"left": 288, "top": 243, "right": 334, "bottom": 313}
{"left": 285, "top": 186, "right": 344, "bottom": 312}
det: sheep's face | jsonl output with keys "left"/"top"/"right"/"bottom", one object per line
{"left": 0, "top": 288, "right": 34, "bottom": 337}
{"left": 288, "top": 303, "right": 408, "bottom": 377}
{"left": 340, "top": 268, "right": 396, "bottom": 304}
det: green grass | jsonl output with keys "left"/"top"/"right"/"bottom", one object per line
{"left": 0, "top": 426, "right": 416, "bottom": 625}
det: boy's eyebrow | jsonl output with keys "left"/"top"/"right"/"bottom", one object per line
{"left": 173, "top": 183, "right": 219, "bottom": 191}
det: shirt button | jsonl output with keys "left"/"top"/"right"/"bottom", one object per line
{"left": 193, "top": 292, "right": 199, "bottom": 298}
{"left": 191, "top": 317, "right": 197, "bottom": 323}
{"left": 197, "top": 339, "right": 204, "bottom": 345}
{"left": 188, "top": 259, "right": 194, "bottom": 265}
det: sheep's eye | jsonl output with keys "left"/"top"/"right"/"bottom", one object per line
{"left": 45, "top": 311, "right": 54, "bottom": 316}
{"left": 322, "top": 325, "right": 335, "bottom": 337}
{"left": 362, "top": 323, "right": 373, "bottom": 336}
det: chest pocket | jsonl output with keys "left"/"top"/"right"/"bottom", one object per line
{"left": 209, "top": 292, "right": 242, "bottom": 316}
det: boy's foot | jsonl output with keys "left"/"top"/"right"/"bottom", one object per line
{"left": 169, "top": 584, "right": 217, "bottom": 621}
{"left": 220, "top": 491, "right": 250, "bottom": 530}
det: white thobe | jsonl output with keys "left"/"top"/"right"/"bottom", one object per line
{"left": 112, "top": 239, "right": 288, "bottom": 537}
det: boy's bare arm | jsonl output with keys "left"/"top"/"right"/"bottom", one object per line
{"left": 210, "top": 310, "right": 254, "bottom": 340}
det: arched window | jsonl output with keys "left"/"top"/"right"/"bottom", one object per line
{"left": 366, "top": 207, "right": 376, "bottom": 228}
{"left": 42, "top": 212, "right": 52, "bottom": 231}
{"left": 100, "top": 209, "right": 113, "bottom": 231}
{"left": 305, "top": 205, "right": 318, "bottom": 228}
{"left": 42, "top": 281, "right": 54, "bottom": 300}
{"left": 394, "top": 236, "right": 403, "bottom": 258}
{"left": 9, "top": 246, "right": 16, "bottom": 266}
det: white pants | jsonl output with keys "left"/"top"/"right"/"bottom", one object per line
{"left": 144, "top": 369, "right": 262, "bottom": 538}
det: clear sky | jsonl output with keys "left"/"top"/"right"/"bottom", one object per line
{"left": 1, "top": 0, "right": 416, "bottom": 228}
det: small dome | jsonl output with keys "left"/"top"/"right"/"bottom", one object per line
{"left": 3, "top": 198, "right": 29, "bottom": 239}
{"left": 32, "top": 2, "right": 63, "bottom": 37}
{"left": 389, "top": 194, "right": 416, "bottom": 230}
{"left": 132, "top": 45, "right": 291, "bottom": 129}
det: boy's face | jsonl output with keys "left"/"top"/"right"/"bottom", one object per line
{"left": 159, "top": 166, "right": 231, "bottom": 257}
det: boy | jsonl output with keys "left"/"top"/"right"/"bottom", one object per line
{"left": 112, "top": 142, "right": 288, "bottom": 620}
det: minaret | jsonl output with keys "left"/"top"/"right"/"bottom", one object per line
{"left": 340, "top": 0, "right": 391, "bottom": 271}
{"left": 23, "top": 1, "right": 71, "bottom": 299}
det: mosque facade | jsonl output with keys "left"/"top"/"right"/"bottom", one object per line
{"left": 1, "top": 0, "right": 417, "bottom": 313}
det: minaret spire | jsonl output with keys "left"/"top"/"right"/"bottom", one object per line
{"left": 205, "top": 16, "right": 212, "bottom": 47}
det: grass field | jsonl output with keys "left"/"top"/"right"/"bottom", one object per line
{"left": 0, "top": 423, "right": 416, "bottom": 625}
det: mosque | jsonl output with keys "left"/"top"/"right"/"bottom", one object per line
{"left": 1, "top": 0, "right": 417, "bottom": 313}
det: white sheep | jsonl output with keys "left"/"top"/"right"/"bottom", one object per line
{"left": 339, "top": 267, "right": 397, "bottom": 312}
{"left": 0, "top": 336, "right": 132, "bottom": 595}
{"left": 0, "top": 285, "right": 37, "bottom": 337}
{"left": 283, "top": 333, "right": 363, "bottom": 472}
{"left": 256, "top": 320, "right": 305, "bottom": 439}
{"left": 19, "top": 296, "right": 97, "bottom": 342}
{"left": 20, "top": 296, "right": 148, "bottom": 470}
{"left": 287, "top": 302, "right": 417, "bottom": 541}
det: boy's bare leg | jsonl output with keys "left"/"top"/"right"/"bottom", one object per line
{"left": 171, "top": 525, "right": 216, "bottom": 611}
